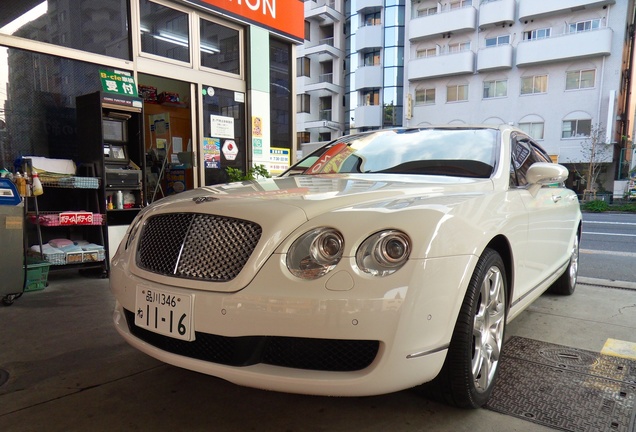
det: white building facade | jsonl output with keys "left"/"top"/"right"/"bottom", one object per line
{"left": 296, "top": 0, "right": 347, "bottom": 153}
{"left": 404, "top": 0, "right": 636, "bottom": 195}
{"left": 296, "top": 0, "right": 636, "bottom": 194}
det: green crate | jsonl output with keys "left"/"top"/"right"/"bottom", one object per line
{"left": 24, "top": 257, "right": 51, "bottom": 292}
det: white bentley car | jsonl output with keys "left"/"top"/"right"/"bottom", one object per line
{"left": 110, "top": 125, "right": 581, "bottom": 408}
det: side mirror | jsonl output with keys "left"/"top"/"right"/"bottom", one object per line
{"left": 526, "top": 162, "right": 568, "bottom": 186}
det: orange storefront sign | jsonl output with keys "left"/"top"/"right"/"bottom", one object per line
{"left": 192, "top": 0, "right": 304, "bottom": 42}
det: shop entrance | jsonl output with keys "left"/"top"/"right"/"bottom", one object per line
{"left": 138, "top": 74, "right": 195, "bottom": 203}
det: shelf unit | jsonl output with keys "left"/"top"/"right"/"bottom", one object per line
{"left": 24, "top": 162, "right": 108, "bottom": 275}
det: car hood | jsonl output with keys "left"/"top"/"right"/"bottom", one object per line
{"left": 130, "top": 174, "right": 494, "bottom": 292}
{"left": 146, "top": 173, "right": 494, "bottom": 220}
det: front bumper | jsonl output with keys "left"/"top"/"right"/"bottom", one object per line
{"left": 110, "top": 252, "right": 477, "bottom": 396}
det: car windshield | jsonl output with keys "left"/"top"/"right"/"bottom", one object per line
{"left": 284, "top": 128, "right": 499, "bottom": 178}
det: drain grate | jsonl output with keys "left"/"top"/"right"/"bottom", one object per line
{"left": 486, "top": 337, "right": 636, "bottom": 432}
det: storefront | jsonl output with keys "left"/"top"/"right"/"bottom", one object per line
{"left": 0, "top": 0, "right": 303, "bottom": 269}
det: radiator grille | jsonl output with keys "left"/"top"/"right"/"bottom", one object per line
{"left": 136, "top": 213, "right": 262, "bottom": 281}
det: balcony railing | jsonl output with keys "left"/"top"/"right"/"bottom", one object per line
{"left": 320, "top": 73, "right": 333, "bottom": 84}
{"left": 519, "top": 0, "right": 616, "bottom": 23}
{"left": 477, "top": 44, "right": 513, "bottom": 72}
{"left": 409, "top": 6, "right": 477, "bottom": 41}
{"left": 478, "top": 0, "right": 515, "bottom": 30}
{"left": 408, "top": 50, "right": 475, "bottom": 81}
{"left": 306, "top": 1, "right": 342, "bottom": 22}
{"left": 516, "top": 28, "right": 612, "bottom": 67}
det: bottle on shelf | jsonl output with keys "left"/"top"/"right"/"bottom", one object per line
{"left": 31, "top": 170, "right": 44, "bottom": 196}
{"left": 15, "top": 172, "right": 27, "bottom": 196}
{"left": 116, "top": 190, "right": 124, "bottom": 209}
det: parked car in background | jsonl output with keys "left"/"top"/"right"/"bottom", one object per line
{"left": 110, "top": 125, "right": 582, "bottom": 408}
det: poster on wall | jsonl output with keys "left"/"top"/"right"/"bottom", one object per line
{"left": 269, "top": 147, "right": 290, "bottom": 175}
{"left": 252, "top": 116, "right": 262, "bottom": 137}
{"left": 210, "top": 115, "right": 235, "bottom": 139}
{"left": 166, "top": 169, "right": 186, "bottom": 194}
{"left": 203, "top": 137, "right": 221, "bottom": 168}
{"left": 222, "top": 140, "right": 239, "bottom": 161}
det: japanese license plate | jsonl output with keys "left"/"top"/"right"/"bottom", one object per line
{"left": 135, "top": 286, "right": 194, "bottom": 341}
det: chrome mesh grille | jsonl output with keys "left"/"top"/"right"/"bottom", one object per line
{"left": 136, "top": 213, "right": 262, "bottom": 281}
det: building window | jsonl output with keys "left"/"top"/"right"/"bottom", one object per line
{"left": 518, "top": 122, "right": 545, "bottom": 140}
{"left": 568, "top": 19, "right": 601, "bottom": 33}
{"left": 483, "top": 80, "right": 507, "bottom": 99}
{"left": 523, "top": 28, "right": 551, "bottom": 40}
{"left": 305, "top": 20, "right": 310, "bottom": 40}
{"left": 363, "top": 89, "right": 380, "bottom": 105}
{"left": 320, "top": 61, "right": 333, "bottom": 83}
{"left": 562, "top": 119, "right": 592, "bottom": 138}
{"left": 449, "top": 0, "right": 472, "bottom": 10}
{"left": 415, "top": 88, "right": 435, "bottom": 105}
{"left": 485, "top": 35, "right": 510, "bottom": 47}
{"left": 417, "top": 6, "right": 437, "bottom": 17}
{"left": 140, "top": 0, "right": 190, "bottom": 63}
{"left": 296, "top": 57, "right": 310, "bottom": 77}
{"left": 319, "top": 132, "right": 331, "bottom": 142}
{"left": 447, "top": 84, "right": 468, "bottom": 102}
{"left": 448, "top": 42, "right": 470, "bottom": 53}
{"left": 566, "top": 69, "right": 595, "bottom": 90}
{"left": 319, "top": 96, "right": 332, "bottom": 120}
{"left": 1, "top": 0, "right": 130, "bottom": 59}
{"left": 521, "top": 75, "right": 548, "bottom": 95}
{"left": 364, "top": 12, "right": 381, "bottom": 26}
{"left": 416, "top": 47, "right": 436, "bottom": 58}
{"left": 297, "top": 131, "right": 310, "bottom": 145}
{"left": 200, "top": 18, "right": 241, "bottom": 75}
{"left": 364, "top": 50, "right": 381, "bottom": 66}
{"left": 297, "top": 94, "right": 310, "bottom": 113}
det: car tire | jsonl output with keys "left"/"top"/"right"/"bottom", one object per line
{"left": 420, "top": 248, "right": 507, "bottom": 408}
{"left": 548, "top": 234, "right": 579, "bottom": 296}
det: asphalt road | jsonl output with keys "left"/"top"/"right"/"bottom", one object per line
{"left": 579, "top": 211, "right": 636, "bottom": 283}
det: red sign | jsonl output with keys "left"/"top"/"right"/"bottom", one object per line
{"left": 192, "top": 0, "right": 304, "bottom": 42}
{"left": 60, "top": 212, "right": 94, "bottom": 225}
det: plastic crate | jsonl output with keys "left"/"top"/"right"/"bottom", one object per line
{"left": 24, "top": 258, "right": 51, "bottom": 292}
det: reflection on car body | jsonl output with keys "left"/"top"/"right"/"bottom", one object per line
{"left": 110, "top": 124, "right": 581, "bottom": 408}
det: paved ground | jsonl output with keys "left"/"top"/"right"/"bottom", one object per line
{"left": 0, "top": 272, "right": 635, "bottom": 432}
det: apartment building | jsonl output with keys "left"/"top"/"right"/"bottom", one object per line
{"left": 297, "top": 0, "right": 636, "bottom": 195}
{"left": 296, "top": 0, "right": 347, "bottom": 155}
{"left": 405, "top": 0, "right": 635, "bottom": 195}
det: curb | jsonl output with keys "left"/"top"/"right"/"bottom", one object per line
{"left": 577, "top": 276, "right": 636, "bottom": 290}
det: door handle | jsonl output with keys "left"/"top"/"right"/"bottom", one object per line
{"left": 552, "top": 195, "right": 562, "bottom": 203}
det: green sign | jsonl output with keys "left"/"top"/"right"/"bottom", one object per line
{"left": 100, "top": 70, "right": 138, "bottom": 97}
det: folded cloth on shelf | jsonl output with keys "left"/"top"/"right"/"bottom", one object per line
{"left": 49, "top": 238, "right": 75, "bottom": 248}
{"left": 78, "top": 242, "right": 105, "bottom": 252}
{"left": 18, "top": 156, "right": 76, "bottom": 175}
{"left": 30, "top": 244, "right": 64, "bottom": 255}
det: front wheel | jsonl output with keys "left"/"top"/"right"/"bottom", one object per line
{"left": 422, "top": 248, "right": 507, "bottom": 408}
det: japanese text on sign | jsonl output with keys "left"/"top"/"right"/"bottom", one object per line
{"left": 100, "top": 70, "right": 138, "bottom": 97}
{"left": 210, "top": 115, "right": 235, "bottom": 139}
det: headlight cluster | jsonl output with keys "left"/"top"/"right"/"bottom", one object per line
{"left": 286, "top": 227, "right": 411, "bottom": 280}
{"left": 287, "top": 228, "right": 344, "bottom": 279}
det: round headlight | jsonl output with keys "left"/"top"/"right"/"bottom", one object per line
{"left": 312, "top": 231, "right": 344, "bottom": 264}
{"left": 287, "top": 228, "right": 344, "bottom": 279}
{"left": 357, "top": 230, "right": 411, "bottom": 276}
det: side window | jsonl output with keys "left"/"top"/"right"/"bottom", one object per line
{"left": 511, "top": 135, "right": 551, "bottom": 187}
